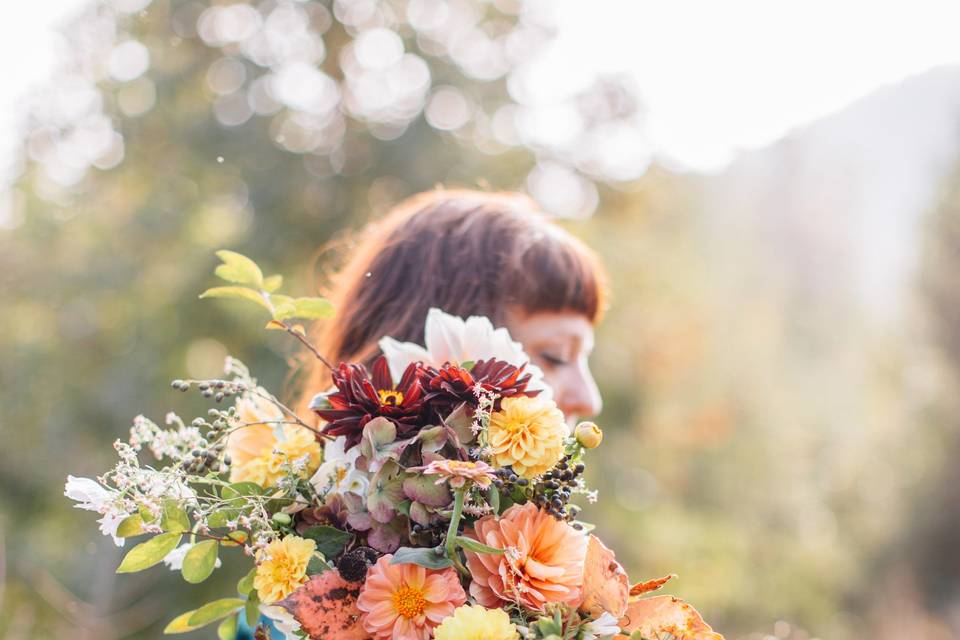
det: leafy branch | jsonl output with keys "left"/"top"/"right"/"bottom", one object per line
{"left": 199, "top": 249, "right": 335, "bottom": 370}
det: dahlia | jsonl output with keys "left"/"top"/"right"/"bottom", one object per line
{"left": 433, "top": 605, "right": 519, "bottom": 640}
{"left": 421, "top": 359, "right": 537, "bottom": 413}
{"left": 254, "top": 535, "right": 316, "bottom": 604}
{"left": 379, "top": 307, "right": 553, "bottom": 399}
{"left": 487, "top": 396, "right": 566, "bottom": 479}
{"left": 416, "top": 459, "right": 496, "bottom": 490}
{"left": 464, "top": 502, "right": 587, "bottom": 611}
{"left": 227, "top": 393, "right": 322, "bottom": 487}
{"left": 356, "top": 555, "right": 466, "bottom": 640}
{"left": 313, "top": 356, "right": 426, "bottom": 449}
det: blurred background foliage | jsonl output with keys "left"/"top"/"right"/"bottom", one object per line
{"left": 1, "top": 0, "right": 959, "bottom": 639}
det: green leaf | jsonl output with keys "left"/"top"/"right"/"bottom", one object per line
{"left": 454, "top": 535, "right": 504, "bottom": 555}
{"left": 139, "top": 503, "right": 157, "bottom": 524}
{"left": 218, "top": 615, "right": 239, "bottom": 640}
{"left": 262, "top": 274, "right": 283, "bottom": 292}
{"left": 163, "top": 610, "right": 203, "bottom": 634}
{"left": 181, "top": 540, "right": 219, "bottom": 584}
{"left": 487, "top": 486, "right": 500, "bottom": 514}
{"left": 390, "top": 546, "right": 452, "bottom": 569}
{"left": 214, "top": 250, "right": 264, "bottom": 288}
{"left": 300, "top": 525, "right": 352, "bottom": 559}
{"left": 199, "top": 286, "right": 271, "bottom": 312}
{"left": 460, "top": 360, "right": 475, "bottom": 371}
{"left": 245, "top": 593, "right": 260, "bottom": 626}
{"left": 161, "top": 500, "right": 190, "bottom": 533}
{"left": 237, "top": 567, "right": 256, "bottom": 596}
{"left": 116, "top": 514, "right": 144, "bottom": 538}
{"left": 187, "top": 598, "right": 245, "bottom": 626}
{"left": 273, "top": 301, "right": 297, "bottom": 321}
{"left": 291, "top": 297, "right": 334, "bottom": 319}
{"left": 116, "top": 532, "right": 182, "bottom": 573}
{"left": 225, "top": 481, "right": 265, "bottom": 497}
{"left": 307, "top": 554, "right": 330, "bottom": 575}
{"left": 207, "top": 508, "right": 232, "bottom": 528}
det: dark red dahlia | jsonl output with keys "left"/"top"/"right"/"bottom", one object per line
{"left": 313, "top": 356, "right": 426, "bottom": 448}
{"left": 420, "top": 358, "right": 538, "bottom": 413}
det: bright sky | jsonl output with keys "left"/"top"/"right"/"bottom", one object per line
{"left": 3, "top": 0, "right": 960, "bottom": 176}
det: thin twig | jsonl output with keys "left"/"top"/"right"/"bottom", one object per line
{"left": 244, "top": 388, "right": 330, "bottom": 439}
{"left": 282, "top": 321, "right": 334, "bottom": 371}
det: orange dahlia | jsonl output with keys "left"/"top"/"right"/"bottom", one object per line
{"left": 464, "top": 502, "right": 587, "bottom": 611}
{"left": 356, "top": 555, "right": 467, "bottom": 640}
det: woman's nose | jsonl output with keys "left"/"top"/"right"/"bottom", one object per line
{"left": 556, "top": 360, "right": 602, "bottom": 421}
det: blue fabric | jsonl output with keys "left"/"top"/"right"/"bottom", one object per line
{"left": 236, "top": 613, "right": 281, "bottom": 639}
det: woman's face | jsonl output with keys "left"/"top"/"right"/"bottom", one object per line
{"left": 504, "top": 309, "right": 602, "bottom": 424}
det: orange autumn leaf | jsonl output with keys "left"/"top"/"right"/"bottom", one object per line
{"left": 277, "top": 570, "right": 368, "bottom": 640}
{"left": 618, "top": 595, "right": 724, "bottom": 640}
{"left": 629, "top": 573, "right": 677, "bottom": 597}
{"left": 579, "top": 534, "right": 629, "bottom": 618}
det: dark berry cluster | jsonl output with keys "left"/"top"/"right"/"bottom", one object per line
{"left": 171, "top": 378, "right": 248, "bottom": 403}
{"left": 180, "top": 438, "right": 230, "bottom": 474}
{"left": 410, "top": 521, "right": 445, "bottom": 547}
{"left": 337, "top": 546, "right": 379, "bottom": 582}
{"left": 532, "top": 456, "right": 585, "bottom": 522}
{"left": 491, "top": 466, "right": 529, "bottom": 492}
{"left": 178, "top": 409, "right": 236, "bottom": 473}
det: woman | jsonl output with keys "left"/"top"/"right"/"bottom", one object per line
{"left": 242, "top": 188, "right": 607, "bottom": 639}
{"left": 292, "top": 188, "right": 607, "bottom": 424}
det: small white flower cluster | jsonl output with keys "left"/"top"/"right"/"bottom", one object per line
{"left": 64, "top": 475, "right": 134, "bottom": 547}
{"left": 462, "top": 502, "right": 493, "bottom": 517}
{"left": 128, "top": 414, "right": 203, "bottom": 461}
{"left": 470, "top": 384, "right": 498, "bottom": 437}
{"left": 65, "top": 434, "right": 200, "bottom": 547}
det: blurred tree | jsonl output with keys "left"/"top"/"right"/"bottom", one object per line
{"left": 0, "top": 0, "right": 615, "bottom": 636}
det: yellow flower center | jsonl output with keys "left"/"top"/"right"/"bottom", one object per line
{"left": 378, "top": 389, "right": 404, "bottom": 406}
{"left": 448, "top": 461, "right": 477, "bottom": 471}
{"left": 392, "top": 585, "right": 426, "bottom": 619}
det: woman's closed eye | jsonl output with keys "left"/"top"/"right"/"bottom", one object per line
{"left": 538, "top": 352, "right": 569, "bottom": 368}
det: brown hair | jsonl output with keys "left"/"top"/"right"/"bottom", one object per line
{"left": 291, "top": 188, "right": 606, "bottom": 416}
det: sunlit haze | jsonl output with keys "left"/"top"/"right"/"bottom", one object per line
{"left": 3, "top": 0, "right": 960, "bottom": 179}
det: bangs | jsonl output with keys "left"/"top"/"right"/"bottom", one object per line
{"left": 505, "top": 226, "right": 607, "bottom": 323}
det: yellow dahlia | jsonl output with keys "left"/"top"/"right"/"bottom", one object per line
{"left": 487, "top": 396, "right": 566, "bottom": 478}
{"left": 254, "top": 535, "right": 316, "bottom": 603}
{"left": 227, "top": 393, "right": 322, "bottom": 488}
{"left": 433, "top": 605, "right": 519, "bottom": 640}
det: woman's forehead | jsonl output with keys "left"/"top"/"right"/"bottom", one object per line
{"left": 505, "top": 309, "right": 595, "bottom": 347}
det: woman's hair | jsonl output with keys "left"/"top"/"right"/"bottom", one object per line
{"left": 290, "top": 188, "right": 606, "bottom": 415}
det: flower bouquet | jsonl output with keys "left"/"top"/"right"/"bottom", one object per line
{"left": 66, "top": 251, "right": 723, "bottom": 640}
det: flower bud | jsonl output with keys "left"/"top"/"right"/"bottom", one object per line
{"left": 575, "top": 422, "right": 603, "bottom": 449}
{"left": 272, "top": 512, "right": 292, "bottom": 526}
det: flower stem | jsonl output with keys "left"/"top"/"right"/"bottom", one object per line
{"left": 445, "top": 488, "right": 469, "bottom": 577}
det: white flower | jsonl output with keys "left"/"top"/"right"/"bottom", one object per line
{"left": 581, "top": 612, "right": 621, "bottom": 640}
{"left": 379, "top": 307, "right": 552, "bottom": 399}
{"left": 162, "top": 543, "right": 223, "bottom": 571}
{"left": 97, "top": 509, "right": 128, "bottom": 547}
{"left": 65, "top": 476, "right": 113, "bottom": 512}
{"left": 260, "top": 604, "right": 302, "bottom": 640}
{"left": 309, "top": 436, "right": 369, "bottom": 496}
{"left": 65, "top": 476, "right": 129, "bottom": 547}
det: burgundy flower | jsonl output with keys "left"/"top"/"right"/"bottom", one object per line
{"left": 313, "top": 356, "right": 426, "bottom": 449}
{"left": 420, "top": 358, "right": 538, "bottom": 413}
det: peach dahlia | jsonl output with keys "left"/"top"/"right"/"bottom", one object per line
{"left": 464, "top": 502, "right": 587, "bottom": 611}
{"left": 356, "top": 555, "right": 467, "bottom": 640}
